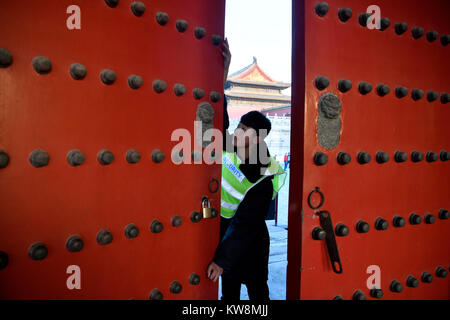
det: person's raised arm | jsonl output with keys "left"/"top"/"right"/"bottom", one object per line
{"left": 221, "top": 38, "right": 233, "bottom": 152}
{"left": 222, "top": 38, "right": 231, "bottom": 88}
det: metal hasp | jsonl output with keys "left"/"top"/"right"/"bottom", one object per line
{"left": 318, "top": 211, "right": 342, "bottom": 274}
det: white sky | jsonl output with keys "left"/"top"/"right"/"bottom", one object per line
{"left": 225, "top": 0, "right": 292, "bottom": 95}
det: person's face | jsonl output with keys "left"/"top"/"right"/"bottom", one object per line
{"left": 233, "top": 123, "right": 257, "bottom": 148}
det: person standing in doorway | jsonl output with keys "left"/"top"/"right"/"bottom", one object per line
{"left": 283, "top": 153, "right": 288, "bottom": 170}
{"left": 287, "top": 152, "right": 290, "bottom": 169}
{"left": 206, "top": 39, "right": 286, "bottom": 301}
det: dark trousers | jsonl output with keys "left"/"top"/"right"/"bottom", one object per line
{"left": 221, "top": 274, "right": 270, "bottom": 301}
{"left": 219, "top": 217, "right": 270, "bottom": 301}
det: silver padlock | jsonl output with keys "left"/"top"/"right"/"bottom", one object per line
{"left": 202, "top": 198, "right": 212, "bottom": 218}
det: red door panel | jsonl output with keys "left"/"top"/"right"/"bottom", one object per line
{"left": 0, "top": 0, "right": 224, "bottom": 299}
{"left": 289, "top": 0, "right": 449, "bottom": 300}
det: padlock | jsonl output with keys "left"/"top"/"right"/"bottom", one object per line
{"left": 202, "top": 198, "right": 212, "bottom": 218}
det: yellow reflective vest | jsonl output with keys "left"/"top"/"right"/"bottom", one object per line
{"left": 220, "top": 151, "right": 286, "bottom": 219}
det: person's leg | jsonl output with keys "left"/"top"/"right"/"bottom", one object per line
{"left": 245, "top": 253, "right": 270, "bottom": 301}
{"left": 220, "top": 274, "right": 242, "bottom": 301}
{"left": 244, "top": 277, "right": 270, "bottom": 302}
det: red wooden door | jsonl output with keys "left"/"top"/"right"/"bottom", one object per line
{"left": 288, "top": 0, "right": 450, "bottom": 300}
{"left": 0, "top": 0, "right": 225, "bottom": 299}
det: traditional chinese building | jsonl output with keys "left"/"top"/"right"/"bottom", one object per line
{"left": 225, "top": 57, "right": 291, "bottom": 119}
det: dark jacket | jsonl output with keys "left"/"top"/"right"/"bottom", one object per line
{"left": 213, "top": 99, "right": 272, "bottom": 281}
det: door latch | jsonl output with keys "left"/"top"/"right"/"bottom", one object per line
{"left": 318, "top": 210, "right": 343, "bottom": 274}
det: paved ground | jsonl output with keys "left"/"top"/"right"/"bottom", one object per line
{"left": 218, "top": 169, "right": 290, "bottom": 300}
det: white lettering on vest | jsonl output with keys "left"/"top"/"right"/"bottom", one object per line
{"left": 223, "top": 154, "right": 245, "bottom": 182}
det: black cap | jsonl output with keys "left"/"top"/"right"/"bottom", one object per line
{"left": 240, "top": 111, "right": 272, "bottom": 138}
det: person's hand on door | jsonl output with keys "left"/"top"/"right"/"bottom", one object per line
{"left": 206, "top": 261, "right": 223, "bottom": 282}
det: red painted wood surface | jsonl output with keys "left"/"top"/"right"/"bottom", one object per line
{"left": 0, "top": 0, "right": 225, "bottom": 299}
{"left": 289, "top": 0, "right": 450, "bottom": 300}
